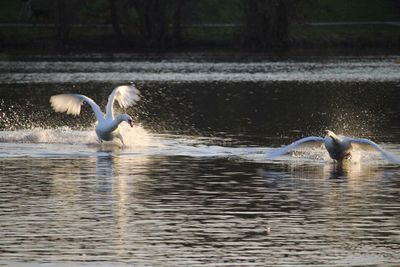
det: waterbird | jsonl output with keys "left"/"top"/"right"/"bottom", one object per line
{"left": 50, "top": 84, "right": 140, "bottom": 146}
{"left": 269, "top": 130, "right": 400, "bottom": 164}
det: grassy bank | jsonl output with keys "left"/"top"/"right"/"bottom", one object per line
{"left": 1, "top": 24, "right": 398, "bottom": 53}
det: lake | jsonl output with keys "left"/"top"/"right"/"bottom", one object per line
{"left": 0, "top": 53, "right": 400, "bottom": 266}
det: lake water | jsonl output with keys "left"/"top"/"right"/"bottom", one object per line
{"left": 0, "top": 54, "right": 400, "bottom": 266}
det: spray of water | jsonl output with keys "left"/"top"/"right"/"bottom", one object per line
{"left": 0, "top": 124, "right": 154, "bottom": 148}
{"left": 0, "top": 100, "right": 397, "bottom": 164}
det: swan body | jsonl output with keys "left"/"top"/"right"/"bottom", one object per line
{"left": 270, "top": 130, "right": 400, "bottom": 164}
{"left": 324, "top": 130, "right": 352, "bottom": 161}
{"left": 50, "top": 84, "right": 140, "bottom": 145}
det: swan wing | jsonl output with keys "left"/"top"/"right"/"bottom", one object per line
{"left": 349, "top": 138, "right": 400, "bottom": 164}
{"left": 106, "top": 84, "right": 140, "bottom": 119}
{"left": 269, "top": 136, "right": 325, "bottom": 159}
{"left": 50, "top": 94, "right": 103, "bottom": 121}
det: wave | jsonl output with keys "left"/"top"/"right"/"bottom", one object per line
{"left": 1, "top": 59, "right": 400, "bottom": 83}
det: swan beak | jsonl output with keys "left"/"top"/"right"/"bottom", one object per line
{"left": 128, "top": 120, "right": 134, "bottom": 127}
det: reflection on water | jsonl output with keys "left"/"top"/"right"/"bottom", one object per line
{"left": 1, "top": 152, "right": 400, "bottom": 266}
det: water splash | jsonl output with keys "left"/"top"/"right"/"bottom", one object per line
{"left": 0, "top": 126, "right": 398, "bottom": 165}
{"left": 0, "top": 100, "right": 44, "bottom": 130}
{"left": 328, "top": 108, "right": 384, "bottom": 138}
{"left": 115, "top": 123, "right": 155, "bottom": 148}
{"left": 267, "top": 144, "right": 399, "bottom": 166}
{"left": 0, "top": 125, "right": 153, "bottom": 148}
{"left": 0, "top": 127, "right": 95, "bottom": 145}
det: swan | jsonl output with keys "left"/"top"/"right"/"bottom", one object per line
{"left": 269, "top": 130, "right": 400, "bottom": 164}
{"left": 50, "top": 84, "right": 140, "bottom": 146}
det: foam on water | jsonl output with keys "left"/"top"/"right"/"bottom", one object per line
{"left": 0, "top": 124, "right": 266, "bottom": 159}
{"left": 0, "top": 124, "right": 155, "bottom": 146}
{"left": 0, "top": 127, "right": 96, "bottom": 145}
{"left": 0, "top": 126, "right": 150, "bottom": 152}
{"left": 0, "top": 126, "right": 248, "bottom": 158}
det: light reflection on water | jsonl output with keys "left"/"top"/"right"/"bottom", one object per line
{"left": 0, "top": 147, "right": 400, "bottom": 266}
{"left": 1, "top": 56, "right": 400, "bottom": 266}
{"left": 1, "top": 59, "right": 400, "bottom": 83}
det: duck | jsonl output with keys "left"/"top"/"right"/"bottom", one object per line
{"left": 269, "top": 130, "right": 400, "bottom": 164}
{"left": 50, "top": 84, "right": 140, "bottom": 146}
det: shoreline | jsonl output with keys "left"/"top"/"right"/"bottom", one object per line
{"left": 1, "top": 47, "right": 399, "bottom": 62}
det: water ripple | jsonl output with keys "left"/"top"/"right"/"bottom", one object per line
{"left": 1, "top": 60, "right": 400, "bottom": 83}
{"left": 0, "top": 141, "right": 400, "bottom": 266}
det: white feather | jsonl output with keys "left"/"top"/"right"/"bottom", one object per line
{"left": 349, "top": 138, "right": 400, "bottom": 164}
{"left": 268, "top": 136, "right": 325, "bottom": 159}
{"left": 50, "top": 94, "right": 83, "bottom": 116}
{"left": 270, "top": 131, "right": 400, "bottom": 164}
{"left": 50, "top": 84, "right": 141, "bottom": 145}
{"left": 50, "top": 94, "right": 103, "bottom": 121}
{"left": 106, "top": 84, "right": 140, "bottom": 119}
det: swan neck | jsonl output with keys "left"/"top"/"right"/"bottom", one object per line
{"left": 109, "top": 115, "right": 125, "bottom": 131}
{"left": 330, "top": 135, "right": 340, "bottom": 146}
{"left": 326, "top": 131, "right": 340, "bottom": 144}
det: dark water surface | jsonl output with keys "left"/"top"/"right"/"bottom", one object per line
{"left": 0, "top": 54, "right": 400, "bottom": 266}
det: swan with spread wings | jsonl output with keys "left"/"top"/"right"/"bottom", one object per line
{"left": 50, "top": 84, "right": 140, "bottom": 146}
{"left": 269, "top": 130, "right": 400, "bottom": 164}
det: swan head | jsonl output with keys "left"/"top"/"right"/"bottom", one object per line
{"left": 119, "top": 114, "right": 134, "bottom": 127}
{"left": 325, "top": 130, "right": 338, "bottom": 139}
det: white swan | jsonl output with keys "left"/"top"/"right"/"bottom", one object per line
{"left": 269, "top": 130, "right": 400, "bottom": 164}
{"left": 50, "top": 84, "right": 140, "bottom": 145}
